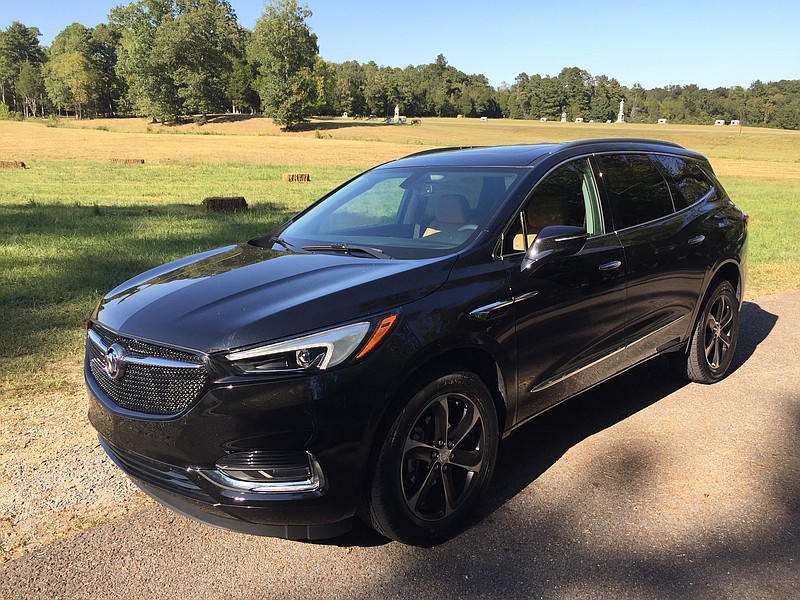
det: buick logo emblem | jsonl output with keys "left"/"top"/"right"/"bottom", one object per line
{"left": 104, "top": 344, "right": 127, "bottom": 381}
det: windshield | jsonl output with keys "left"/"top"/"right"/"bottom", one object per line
{"left": 278, "top": 166, "right": 521, "bottom": 259}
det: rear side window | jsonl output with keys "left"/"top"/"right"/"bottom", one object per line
{"left": 652, "top": 155, "right": 715, "bottom": 209}
{"left": 596, "top": 154, "right": 675, "bottom": 230}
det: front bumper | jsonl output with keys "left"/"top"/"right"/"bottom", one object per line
{"left": 86, "top": 354, "right": 391, "bottom": 540}
{"left": 99, "top": 436, "right": 352, "bottom": 540}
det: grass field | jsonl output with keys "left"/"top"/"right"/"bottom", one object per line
{"left": 1, "top": 116, "right": 799, "bottom": 396}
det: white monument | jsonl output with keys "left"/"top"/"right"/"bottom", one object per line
{"left": 616, "top": 99, "right": 625, "bottom": 123}
{"left": 394, "top": 105, "right": 400, "bottom": 122}
{"left": 560, "top": 112, "right": 567, "bottom": 123}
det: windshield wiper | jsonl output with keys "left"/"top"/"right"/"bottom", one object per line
{"left": 270, "top": 236, "right": 302, "bottom": 252}
{"left": 302, "top": 243, "right": 393, "bottom": 260}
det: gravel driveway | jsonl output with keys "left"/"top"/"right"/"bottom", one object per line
{"left": 2, "top": 291, "right": 798, "bottom": 599}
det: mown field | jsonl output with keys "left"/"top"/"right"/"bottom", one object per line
{"left": 1, "top": 116, "right": 799, "bottom": 397}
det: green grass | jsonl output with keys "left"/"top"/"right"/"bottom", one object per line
{"left": 725, "top": 178, "right": 800, "bottom": 264}
{"left": 0, "top": 161, "right": 360, "bottom": 391}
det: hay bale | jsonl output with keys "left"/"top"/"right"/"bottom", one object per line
{"left": 203, "top": 196, "right": 248, "bottom": 212}
{"left": 0, "top": 160, "right": 27, "bottom": 169}
{"left": 282, "top": 173, "right": 310, "bottom": 183}
{"left": 110, "top": 158, "right": 145, "bottom": 164}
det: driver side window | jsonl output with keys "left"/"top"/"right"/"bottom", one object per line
{"left": 503, "top": 158, "right": 603, "bottom": 254}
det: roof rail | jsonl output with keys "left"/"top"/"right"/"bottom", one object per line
{"left": 397, "top": 146, "right": 484, "bottom": 160}
{"left": 560, "top": 138, "right": 685, "bottom": 149}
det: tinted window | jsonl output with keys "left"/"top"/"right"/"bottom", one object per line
{"left": 597, "top": 154, "right": 675, "bottom": 230}
{"left": 504, "top": 158, "right": 602, "bottom": 254}
{"left": 652, "top": 155, "right": 715, "bottom": 209}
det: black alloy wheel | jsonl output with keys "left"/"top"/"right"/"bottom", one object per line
{"left": 685, "top": 280, "right": 740, "bottom": 383}
{"left": 401, "top": 391, "right": 485, "bottom": 521}
{"left": 363, "top": 370, "right": 499, "bottom": 546}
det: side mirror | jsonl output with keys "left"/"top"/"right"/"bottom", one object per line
{"left": 522, "top": 225, "right": 587, "bottom": 272}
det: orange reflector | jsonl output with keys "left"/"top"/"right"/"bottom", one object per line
{"left": 355, "top": 314, "right": 398, "bottom": 360}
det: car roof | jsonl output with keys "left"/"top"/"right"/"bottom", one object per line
{"left": 382, "top": 138, "right": 702, "bottom": 168}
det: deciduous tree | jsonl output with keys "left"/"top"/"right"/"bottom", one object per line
{"left": 16, "top": 61, "right": 45, "bottom": 117}
{"left": 249, "top": 0, "right": 318, "bottom": 130}
{"left": 44, "top": 24, "right": 101, "bottom": 118}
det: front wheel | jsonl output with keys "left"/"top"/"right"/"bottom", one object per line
{"left": 362, "top": 371, "right": 499, "bottom": 546}
{"left": 683, "top": 280, "right": 740, "bottom": 383}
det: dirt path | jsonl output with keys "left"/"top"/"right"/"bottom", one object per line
{"left": 0, "top": 363, "right": 150, "bottom": 563}
{"left": 1, "top": 292, "right": 798, "bottom": 599}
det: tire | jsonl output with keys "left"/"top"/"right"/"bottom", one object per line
{"left": 684, "top": 280, "right": 740, "bottom": 383}
{"left": 362, "top": 370, "right": 499, "bottom": 546}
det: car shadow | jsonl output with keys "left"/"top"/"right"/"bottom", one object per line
{"left": 487, "top": 299, "right": 777, "bottom": 515}
{"left": 322, "top": 300, "right": 778, "bottom": 548}
{"left": 728, "top": 299, "right": 779, "bottom": 374}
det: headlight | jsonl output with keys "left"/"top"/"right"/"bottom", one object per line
{"left": 225, "top": 314, "right": 397, "bottom": 374}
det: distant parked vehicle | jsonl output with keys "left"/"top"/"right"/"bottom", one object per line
{"left": 86, "top": 139, "right": 747, "bottom": 546}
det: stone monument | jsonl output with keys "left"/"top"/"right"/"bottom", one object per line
{"left": 616, "top": 99, "right": 625, "bottom": 123}
{"left": 394, "top": 104, "right": 400, "bottom": 122}
{"left": 560, "top": 112, "right": 567, "bottom": 123}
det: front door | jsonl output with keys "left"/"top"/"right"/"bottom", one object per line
{"left": 504, "top": 158, "right": 627, "bottom": 425}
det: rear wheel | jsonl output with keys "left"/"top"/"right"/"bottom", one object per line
{"left": 363, "top": 370, "right": 499, "bottom": 546}
{"left": 683, "top": 280, "right": 740, "bottom": 383}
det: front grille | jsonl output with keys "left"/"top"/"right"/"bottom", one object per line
{"left": 87, "top": 325, "right": 207, "bottom": 416}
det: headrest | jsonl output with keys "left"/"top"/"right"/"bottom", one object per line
{"left": 435, "top": 194, "right": 469, "bottom": 224}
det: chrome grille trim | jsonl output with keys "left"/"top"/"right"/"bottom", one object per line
{"left": 87, "top": 328, "right": 204, "bottom": 370}
{"left": 86, "top": 324, "right": 208, "bottom": 416}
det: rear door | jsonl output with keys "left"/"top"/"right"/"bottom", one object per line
{"left": 593, "top": 153, "right": 708, "bottom": 363}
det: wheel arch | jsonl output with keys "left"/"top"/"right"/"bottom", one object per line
{"left": 711, "top": 260, "right": 744, "bottom": 305}
{"left": 365, "top": 343, "right": 511, "bottom": 474}
{"left": 678, "top": 257, "right": 743, "bottom": 357}
{"left": 391, "top": 346, "right": 509, "bottom": 435}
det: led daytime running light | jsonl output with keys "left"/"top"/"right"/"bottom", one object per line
{"left": 226, "top": 322, "right": 370, "bottom": 371}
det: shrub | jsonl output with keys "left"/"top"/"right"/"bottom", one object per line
{"left": 0, "top": 103, "right": 21, "bottom": 120}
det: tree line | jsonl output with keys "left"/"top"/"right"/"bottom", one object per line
{"left": 1, "top": 0, "right": 799, "bottom": 130}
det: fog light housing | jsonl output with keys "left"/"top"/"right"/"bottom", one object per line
{"left": 193, "top": 450, "right": 325, "bottom": 493}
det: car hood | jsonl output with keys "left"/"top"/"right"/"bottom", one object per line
{"left": 92, "top": 244, "right": 456, "bottom": 353}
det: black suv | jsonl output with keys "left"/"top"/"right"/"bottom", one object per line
{"left": 86, "top": 139, "right": 747, "bottom": 546}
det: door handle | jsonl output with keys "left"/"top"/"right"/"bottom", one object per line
{"left": 688, "top": 234, "right": 705, "bottom": 246}
{"left": 598, "top": 260, "right": 622, "bottom": 272}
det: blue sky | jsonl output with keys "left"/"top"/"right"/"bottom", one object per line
{"left": 1, "top": 0, "right": 798, "bottom": 89}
